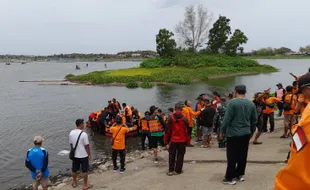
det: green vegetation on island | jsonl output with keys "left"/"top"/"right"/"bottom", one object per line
{"left": 67, "top": 5, "right": 277, "bottom": 88}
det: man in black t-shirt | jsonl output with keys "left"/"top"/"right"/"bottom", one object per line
{"left": 252, "top": 92, "right": 266, "bottom": 145}
{"left": 200, "top": 99, "right": 216, "bottom": 148}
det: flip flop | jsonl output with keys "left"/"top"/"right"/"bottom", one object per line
{"left": 72, "top": 183, "right": 77, "bottom": 188}
{"left": 83, "top": 184, "right": 93, "bottom": 190}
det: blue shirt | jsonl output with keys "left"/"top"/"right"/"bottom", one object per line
{"left": 26, "top": 147, "right": 49, "bottom": 179}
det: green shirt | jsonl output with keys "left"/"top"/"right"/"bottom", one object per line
{"left": 220, "top": 98, "right": 257, "bottom": 137}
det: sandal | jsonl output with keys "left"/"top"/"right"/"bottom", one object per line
{"left": 83, "top": 184, "right": 93, "bottom": 190}
{"left": 253, "top": 141, "right": 262, "bottom": 145}
{"left": 72, "top": 183, "right": 78, "bottom": 188}
{"left": 201, "top": 145, "right": 209, "bottom": 148}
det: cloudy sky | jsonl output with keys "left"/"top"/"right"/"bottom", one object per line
{"left": 0, "top": 0, "right": 309, "bottom": 55}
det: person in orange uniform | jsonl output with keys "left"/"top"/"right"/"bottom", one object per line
{"left": 140, "top": 111, "right": 152, "bottom": 150}
{"left": 183, "top": 100, "right": 201, "bottom": 147}
{"left": 297, "top": 93, "right": 309, "bottom": 116}
{"left": 122, "top": 103, "right": 132, "bottom": 124}
{"left": 274, "top": 72, "right": 310, "bottom": 190}
{"left": 110, "top": 116, "right": 137, "bottom": 173}
{"left": 281, "top": 86, "right": 297, "bottom": 138}
{"left": 262, "top": 94, "right": 282, "bottom": 133}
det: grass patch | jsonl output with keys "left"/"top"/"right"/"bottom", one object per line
{"left": 65, "top": 74, "right": 75, "bottom": 79}
{"left": 140, "top": 82, "right": 153, "bottom": 89}
{"left": 69, "top": 66, "right": 277, "bottom": 85}
{"left": 126, "top": 82, "right": 139, "bottom": 88}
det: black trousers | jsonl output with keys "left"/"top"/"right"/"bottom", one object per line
{"left": 112, "top": 149, "right": 125, "bottom": 169}
{"left": 263, "top": 112, "right": 275, "bottom": 132}
{"left": 277, "top": 102, "right": 284, "bottom": 116}
{"left": 169, "top": 142, "right": 186, "bottom": 173}
{"left": 187, "top": 127, "right": 192, "bottom": 137}
{"left": 225, "top": 135, "right": 250, "bottom": 180}
{"left": 140, "top": 132, "right": 152, "bottom": 150}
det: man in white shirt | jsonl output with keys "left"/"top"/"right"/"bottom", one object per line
{"left": 69, "top": 119, "right": 93, "bottom": 189}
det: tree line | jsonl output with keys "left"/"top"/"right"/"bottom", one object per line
{"left": 252, "top": 46, "right": 310, "bottom": 56}
{"left": 156, "top": 5, "right": 248, "bottom": 57}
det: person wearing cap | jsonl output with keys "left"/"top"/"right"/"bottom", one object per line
{"left": 275, "top": 83, "right": 286, "bottom": 117}
{"left": 140, "top": 111, "right": 152, "bottom": 150}
{"left": 220, "top": 85, "right": 257, "bottom": 185}
{"left": 69, "top": 119, "right": 92, "bottom": 189}
{"left": 25, "top": 136, "right": 49, "bottom": 190}
{"left": 149, "top": 105, "right": 167, "bottom": 164}
{"left": 274, "top": 72, "right": 310, "bottom": 190}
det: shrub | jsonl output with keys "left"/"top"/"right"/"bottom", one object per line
{"left": 65, "top": 74, "right": 75, "bottom": 79}
{"left": 140, "top": 58, "right": 162, "bottom": 68}
{"left": 126, "top": 82, "right": 139, "bottom": 88}
{"left": 140, "top": 82, "right": 153, "bottom": 89}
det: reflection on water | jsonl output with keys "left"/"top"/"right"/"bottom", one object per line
{"left": 0, "top": 59, "right": 309, "bottom": 189}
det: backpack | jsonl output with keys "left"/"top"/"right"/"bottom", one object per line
{"left": 283, "top": 94, "right": 294, "bottom": 111}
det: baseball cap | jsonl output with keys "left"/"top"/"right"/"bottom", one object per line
{"left": 33, "top": 136, "right": 44, "bottom": 144}
{"left": 298, "top": 72, "right": 310, "bottom": 89}
{"left": 75, "top": 119, "right": 84, "bottom": 127}
{"left": 235, "top": 84, "right": 247, "bottom": 94}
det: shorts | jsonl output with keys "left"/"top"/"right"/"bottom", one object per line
{"left": 203, "top": 127, "right": 212, "bottom": 136}
{"left": 151, "top": 136, "right": 164, "bottom": 149}
{"left": 32, "top": 177, "right": 48, "bottom": 188}
{"left": 72, "top": 157, "right": 89, "bottom": 173}
{"left": 256, "top": 118, "right": 263, "bottom": 132}
{"left": 284, "top": 114, "right": 296, "bottom": 129}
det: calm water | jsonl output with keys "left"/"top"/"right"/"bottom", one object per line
{"left": 0, "top": 59, "right": 308, "bottom": 189}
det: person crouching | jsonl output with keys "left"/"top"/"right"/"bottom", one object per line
{"left": 164, "top": 103, "right": 190, "bottom": 176}
{"left": 110, "top": 115, "right": 137, "bottom": 173}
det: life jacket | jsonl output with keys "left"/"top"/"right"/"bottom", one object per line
{"left": 140, "top": 118, "right": 149, "bottom": 131}
{"left": 283, "top": 93, "right": 295, "bottom": 111}
{"left": 149, "top": 116, "right": 163, "bottom": 133}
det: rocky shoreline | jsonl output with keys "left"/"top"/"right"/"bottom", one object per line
{"left": 8, "top": 149, "right": 154, "bottom": 190}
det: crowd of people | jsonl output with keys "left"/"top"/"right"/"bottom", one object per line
{"left": 24, "top": 70, "right": 310, "bottom": 190}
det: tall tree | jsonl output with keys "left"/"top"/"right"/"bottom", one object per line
{"left": 299, "top": 45, "right": 310, "bottom": 53}
{"left": 175, "top": 5, "right": 213, "bottom": 51}
{"left": 156, "top": 29, "right": 177, "bottom": 57}
{"left": 274, "top": 47, "right": 292, "bottom": 55}
{"left": 223, "top": 29, "right": 248, "bottom": 56}
{"left": 207, "top": 16, "right": 231, "bottom": 54}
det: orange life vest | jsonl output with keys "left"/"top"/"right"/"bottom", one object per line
{"left": 149, "top": 118, "right": 163, "bottom": 133}
{"left": 141, "top": 119, "right": 149, "bottom": 131}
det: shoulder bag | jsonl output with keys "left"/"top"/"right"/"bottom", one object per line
{"left": 69, "top": 131, "right": 83, "bottom": 160}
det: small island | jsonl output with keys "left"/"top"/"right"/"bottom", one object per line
{"left": 66, "top": 8, "right": 278, "bottom": 88}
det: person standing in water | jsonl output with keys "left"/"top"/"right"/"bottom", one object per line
{"left": 220, "top": 85, "right": 257, "bottom": 185}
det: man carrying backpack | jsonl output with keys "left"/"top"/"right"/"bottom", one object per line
{"left": 164, "top": 103, "right": 190, "bottom": 176}
{"left": 281, "top": 86, "right": 297, "bottom": 138}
